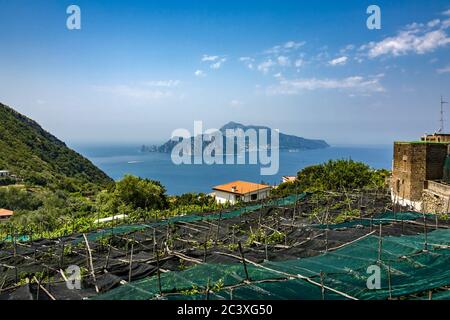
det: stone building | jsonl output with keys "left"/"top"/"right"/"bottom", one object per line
{"left": 391, "top": 140, "right": 450, "bottom": 213}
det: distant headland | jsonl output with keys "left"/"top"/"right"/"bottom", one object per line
{"left": 141, "top": 121, "right": 329, "bottom": 153}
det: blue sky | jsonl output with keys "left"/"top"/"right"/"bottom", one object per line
{"left": 0, "top": 0, "right": 450, "bottom": 145}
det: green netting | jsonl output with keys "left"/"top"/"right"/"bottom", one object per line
{"left": 416, "top": 290, "right": 450, "bottom": 300}
{"left": 92, "top": 228, "right": 450, "bottom": 300}
{"left": 3, "top": 235, "right": 30, "bottom": 242}
{"left": 3, "top": 194, "right": 307, "bottom": 243}
{"left": 81, "top": 193, "right": 307, "bottom": 243}
{"left": 312, "top": 211, "right": 425, "bottom": 230}
{"left": 168, "top": 278, "right": 347, "bottom": 300}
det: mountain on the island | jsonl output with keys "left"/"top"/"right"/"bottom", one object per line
{"left": 142, "top": 121, "right": 329, "bottom": 153}
{"left": 0, "top": 102, "right": 112, "bottom": 189}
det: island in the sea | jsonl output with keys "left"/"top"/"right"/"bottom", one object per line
{"left": 141, "top": 121, "right": 329, "bottom": 153}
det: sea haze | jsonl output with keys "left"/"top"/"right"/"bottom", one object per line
{"left": 70, "top": 144, "right": 393, "bottom": 195}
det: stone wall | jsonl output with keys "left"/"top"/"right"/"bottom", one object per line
{"left": 422, "top": 190, "right": 449, "bottom": 214}
{"left": 392, "top": 142, "right": 448, "bottom": 203}
{"left": 422, "top": 180, "right": 450, "bottom": 214}
{"left": 426, "top": 144, "right": 448, "bottom": 180}
{"left": 392, "top": 143, "right": 426, "bottom": 201}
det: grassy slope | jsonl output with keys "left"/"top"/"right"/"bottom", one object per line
{"left": 0, "top": 102, "right": 112, "bottom": 188}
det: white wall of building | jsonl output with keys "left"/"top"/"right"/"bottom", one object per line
{"left": 0, "top": 171, "right": 9, "bottom": 177}
{"left": 214, "top": 189, "right": 271, "bottom": 204}
{"left": 390, "top": 188, "right": 422, "bottom": 212}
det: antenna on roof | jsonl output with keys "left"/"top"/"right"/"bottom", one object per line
{"left": 438, "top": 95, "right": 448, "bottom": 133}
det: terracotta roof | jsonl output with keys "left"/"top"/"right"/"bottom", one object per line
{"left": 0, "top": 209, "right": 14, "bottom": 217}
{"left": 212, "top": 181, "right": 271, "bottom": 195}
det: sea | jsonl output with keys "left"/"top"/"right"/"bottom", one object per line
{"left": 70, "top": 144, "right": 393, "bottom": 195}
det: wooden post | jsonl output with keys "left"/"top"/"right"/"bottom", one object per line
{"left": 216, "top": 212, "right": 222, "bottom": 244}
{"left": 387, "top": 263, "right": 392, "bottom": 300}
{"left": 423, "top": 214, "right": 428, "bottom": 251}
{"left": 153, "top": 228, "right": 156, "bottom": 256}
{"left": 320, "top": 271, "right": 325, "bottom": 300}
{"left": 265, "top": 235, "right": 268, "bottom": 261}
{"left": 435, "top": 213, "right": 439, "bottom": 230}
{"left": 378, "top": 223, "right": 383, "bottom": 262}
{"left": 258, "top": 208, "right": 262, "bottom": 229}
{"left": 237, "top": 241, "right": 250, "bottom": 281}
{"left": 128, "top": 242, "right": 134, "bottom": 283}
{"left": 0, "top": 276, "right": 6, "bottom": 292}
{"left": 205, "top": 278, "right": 211, "bottom": 301}
{"left": 104, "top": 241, "right": 112, "bottom": 271}
{"left": 125, "top": 235, "right": 129, "bottom": 259}
{"left": 166, "top": 224, "right": 170, "bottom": 250}
{"left": 13, "top": 231, "right": 17, "bottom": 257}
{"left": 59, "top": 240, "right": 65, "bottom": 269}
{"left": 203, "top": 233, "right": 208, "bottom": 263}
{"left": 82, "top": 234, "right": 99, "bottom": 293}
{"left": 36, "top": 276, "right": 40, "bottom": 300}
{"left": 155, "top": 243, "right": 162, "bottom": 295}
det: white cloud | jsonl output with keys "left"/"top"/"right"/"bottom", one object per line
{"left": 194, "top": 70, "right": 206, "bottom": 77}
{"left": 328, "top": 56, "right": 348, "bottom": 66}
{"left": 428, "top": 19, "right": 441, "bottom": 28}
{"left": 294, "top": 59, "right": 304, "bottom": 68}
{"left": 273, "top": 72, "right": 283, "bottom": 79}
{"left": 239, "top": 57, "right": 255, "bottom": 69}
{"left": 277, "top": 55, "right": 290, "bottom": 66}
{"left": 202, "top": 55, "right": 219, "bottom": 62}
{"left": 210, "top": 57, "right": 227, "bottom": 69}
{"left": 264, "top": 40, "right": 305, "bottom": 54}
{"left": 284, "top": 41, "right": 305, "bottom": 50}
{"left": 143, "top": 80, "right": 180, "bottom": 87}
{"left": 443, "top": 19, "right": 450, "bottom": 29}
{"left": 202, "top": 55, "right": 226, "bottom": 69}
{"left": 441, "top": 10, "right": 450, "bottom": 29}
{"left": 267, "top": 75, "right": 385, "bottom": 95}
{"left": 340, "top": 44, "right": 355, "bottom": 54}
{"left": 257, "top": 59, "right": 276, "bottom": 73}
{"left": 365, "top": 28, "right": 450, "bottom": 58}
{"left": 437, "top": 65, "right": 450, "bottom": 74}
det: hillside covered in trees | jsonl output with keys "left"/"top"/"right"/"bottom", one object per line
{"left": 0, "top": 102, "right": 112, "bottom": 191}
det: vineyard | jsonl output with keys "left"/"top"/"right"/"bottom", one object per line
{"left": 1, "top": 189, "right": 449, "bottom": 300}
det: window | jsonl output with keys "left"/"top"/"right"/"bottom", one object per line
{"left": 251, "top": 194, "right": 258, "bottom": 201}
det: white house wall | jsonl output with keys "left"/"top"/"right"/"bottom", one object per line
{"left": 214, "top": 189, "right": 271, "bottom": 204}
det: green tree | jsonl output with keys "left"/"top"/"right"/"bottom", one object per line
{"left": 272, "top": 159, "right": 389, "bottom": 196}
{"left": 113, "top": 175, "right": 168, "bottom": 210}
